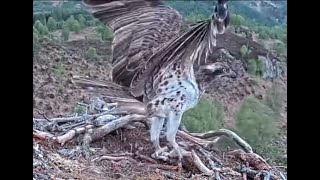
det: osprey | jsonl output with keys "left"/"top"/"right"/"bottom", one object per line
{"left": 81, "top": 0, "right": 236, "bottom": 167}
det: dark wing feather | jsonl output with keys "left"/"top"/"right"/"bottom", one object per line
{"left": 83, "top": 0, "right": 183, "bottom": 87}
{"left": 130, "top": 19, "right": 219, "bottom": 98}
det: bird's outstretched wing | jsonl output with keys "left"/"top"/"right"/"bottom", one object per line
{"left": 130, "top": 18, "right": 220, "bottom": 99}
{"left": 83, "top": 0, "right": 183, "bottom": 87}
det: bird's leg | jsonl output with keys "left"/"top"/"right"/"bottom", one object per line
{"left": 149, "top": 116, "right": 169, "bottom": 161}
{"left": 165, "top": 111, "right": 183, "bottom": 170}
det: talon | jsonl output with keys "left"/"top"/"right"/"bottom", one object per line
{"left": 152, "top": 146, "right": 170, "bottom": 161}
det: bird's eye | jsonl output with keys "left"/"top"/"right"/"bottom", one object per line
{"left": 223, "top": 68, "right": 227, "bottom": 72}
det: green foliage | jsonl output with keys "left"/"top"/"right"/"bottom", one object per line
{"left": 182, "top": 98, "right": 224, "bottom": 133}
{"left": 63, "top": 16, "right": 82, "bottom": 32}
{"left": 33, "top": 32, "right": 39, "bottom": 55}
{"left": 53, "top": 63, "right": 66, "bottom": 78}
{"left": 240, "top": 45, "right": 249, "bottom": 57}
{"left": 64, "top": 16, "right": 75, "bottom": 30}
{"left": 34, "top": 20, "right": 50, "bottom": 36}
{"left": 95, "top": 25, "right": 113, "bottom": 40}
{"left": 86, "top": 20, "right": 96, "bottom": 27}
{"left": 86, "top": 47, "right": 97, "bottom": 60}
{"left": 235, "top": 96, "right": 278, "bottom": 148}
{"left": 73, "top": 21, "right": 81, "bottom": 33}
{"left": 51, "top": 8, "right": 64, "bottom": 21}
{"left": 265, "top": 83, "right": 283, "bottom": 116}
{"left": 56, "top": 21, "right": 64, "bottom": 29}
{"left": 77, "top": 14, "right": 86, "bottom": 28}
{"left": 61, "top": 28, "right": 70, "bottom": 42}
{"left": 34, "top": 20, "right": 42, "bottom": 31}
{"left": 259, "top": 30, "right": 269, "bottom": 39}
{"left": 247, "top": 59, "right": 264, "bottom": 77}
{"left": 35, "top": 21, "right": 49, "bottom": 36}
{"left": 274, "top": 43, "right": 287, "bottom": 57}
{"left": 47, "top": 17, "right": 57, "bottom": 31}
{"left": 74, "top": 105, "right": 87, "bottom": 115}
{"left": 250, "top": 26, "right": 286, "bottom": 41}
{"left": 230, "top": 14, "right": 246, "bottom": 27}
{"left": 186, "top": 13, "right": 207, "bottom": 23}
{"left": 247, "top": 59, "right": 257, "bottom": 76}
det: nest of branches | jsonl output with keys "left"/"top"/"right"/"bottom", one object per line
{"left": 33, "top": 96, "right": 286, "bottom": 180}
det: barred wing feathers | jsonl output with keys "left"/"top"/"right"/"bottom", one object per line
{"left": 83, "top": 0, "right": 183, "bottom": 87}
{"left": 130, "top": 19, "right": 219, "bottom": 99}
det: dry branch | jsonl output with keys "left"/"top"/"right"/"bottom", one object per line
{"left": 191, "top": 150, "right": 213, "bottom": 176}
{"left": 190, "top": 129, "right": 253, "bottom": 153}
{"left": 33, "top": 129, "right": 54, "bottom": 140}
{"left": 91, "top": 114, "right": 146, "bottom": 142}
{"left": 53, "top": 125, "right": 94, "bottom": 145}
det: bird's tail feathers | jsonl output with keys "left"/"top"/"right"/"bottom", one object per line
{"left": 73, "top": 76, "right": 137, "bottom": 102}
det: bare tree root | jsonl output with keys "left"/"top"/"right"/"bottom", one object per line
{"left": 33, "top": 97, "right": 286, "bottom": 179}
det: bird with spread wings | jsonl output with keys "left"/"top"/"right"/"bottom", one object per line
{"left": 79, "top": 0, "right": 236, "bottom": 167}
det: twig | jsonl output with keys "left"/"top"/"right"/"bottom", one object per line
{"left": 98, "top": 155, "right": 139, "bottom": 164}
{"left": 135, "top": 151, "right": 158, "bottom": 164}
{"left": 139, "top": 163, "right": 178, "bottom": 171}
{"left": 33, "top": 111, "right": 111, "bottom": 123}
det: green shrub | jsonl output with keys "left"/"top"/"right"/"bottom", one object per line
{"left": 247, "top": 59, "right": 264, "bottom": 77}
{"left": 235, "top": 97, "right": 285, "bottom": 166}
{"left": 275, "top": 43, "right": 287, "bottom": 57}
{"left": 95, "top": 25, "right": 113, "bottom": 40}
{"left": 255, "top": 58, "right": 264, "bottom": 77}
{"left": 34, "top": 20, "right": 49, "bottom": 36}
{"left": 47, "top": 17, "right": 57, "bottom": 31}
{"left": 61, "top": 28, "right": 70, "bottom": 42}
{"left": 265, "top": 82, "right": 283, "bottom": 116}
{"left": 240, "top": 45, "right": 249, "bottom": 58}
{"left": 73, "top": 20, "right": 81, "bottom": 33}
{"left": 34, "top": 20, "right": 42, "bottom": 31}
{"left": 64, "top": 15, "right": 75, "bottom": 30}
{"left": 56, "top": 21, "right": 64, "bottom": 29}
{"left": 86, "top": 20, "right": 96, "bottom": 26}
{"left": 230, "top": 14, "right": 246, "bottom": 27}
{"left": 77, "top": 14, "right": 86, "bottom": 28}
{"left": 247, "top": 59, "right": 257, "bottom": 75}
{"left": 235, "top": 96, "right": 278, "bottom": 148}
{"left": 86, "top": 47, "right": 97, "bottom": 60}
{"left": 182, "top": 98, "right": 224, "bottom": 133}
{"left": 74, "top": 105, "right": 87, "bottom": 115}
{"left": 53, "top": 63, "right": 66, "bottom": 78}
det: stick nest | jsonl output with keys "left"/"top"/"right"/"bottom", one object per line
{"left": 33, "top": 97, "right": 286, "bottom": 180}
